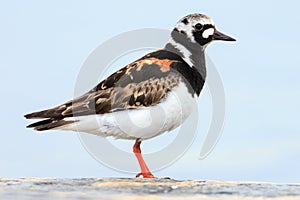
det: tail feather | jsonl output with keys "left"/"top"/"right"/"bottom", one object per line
{"left": 26, "top": 119, "right": 54, "bottom": 128}
{"left": 24, "top": 106, "right": 66, "bottom": 119}
{"left": 25, "top": 106, "right": 76, "bottom": 131}
{"left": 26, "top": 118, "right": 76, "bottom": 131}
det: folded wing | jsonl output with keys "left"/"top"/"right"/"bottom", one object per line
{"left": 25, "top": 53, "right": 182, "bottom": 131}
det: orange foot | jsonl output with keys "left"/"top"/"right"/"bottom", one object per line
{"left": 136, "top": 172, "right": 156, "bottom": 178}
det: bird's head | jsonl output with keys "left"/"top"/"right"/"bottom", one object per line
{"left": 174, "top": 14, "right": 236, "bottom": 46}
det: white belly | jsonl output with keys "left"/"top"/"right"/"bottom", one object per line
{"left": 60, "top": 82, "right": 197, "bottom": 140}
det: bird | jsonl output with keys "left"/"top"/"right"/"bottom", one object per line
{"left": 25, "top": 13, "right": 235, "bottom": 178}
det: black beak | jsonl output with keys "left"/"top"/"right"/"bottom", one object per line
{"left": 213, "top": 29, "right": 236, "bottom": 42}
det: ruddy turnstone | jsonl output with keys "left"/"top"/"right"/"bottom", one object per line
{"left": 25, "top": 13, "right": 235, "bottom": 178}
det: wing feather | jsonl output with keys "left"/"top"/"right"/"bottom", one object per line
{"left": 25, "top": 54, "right": 183, "bottom": 130}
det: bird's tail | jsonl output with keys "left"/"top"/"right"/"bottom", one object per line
{"left": 24, "top": 106, "right": 66, "bottom": 119}
{"left": 25, "top": 118, "right": 75, "bottom": 131}
{"left": 25, "top": 108, "right": 75, "bottom": 131}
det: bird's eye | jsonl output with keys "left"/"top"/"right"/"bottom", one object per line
{"left": 195, "top": 23, "right": 203, "bottom": 30}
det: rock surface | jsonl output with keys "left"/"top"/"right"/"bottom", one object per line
{"left": 0, "top": 178, "right": 299, "bottom": 200}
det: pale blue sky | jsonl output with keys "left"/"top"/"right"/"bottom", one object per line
{"left": 1, "top": 0, "right": 300, "bottom": 183}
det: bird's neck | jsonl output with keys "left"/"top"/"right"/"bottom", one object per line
{"left": 164, "top": 30, "right": 207, "bottom": 81}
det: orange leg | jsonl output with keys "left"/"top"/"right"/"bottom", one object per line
{"left": 133, "top": 139, "right": 155, "bottom": 178}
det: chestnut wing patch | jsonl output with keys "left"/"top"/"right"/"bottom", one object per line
{"left": 93, "top": 57, "right": 179, "bottom": 91}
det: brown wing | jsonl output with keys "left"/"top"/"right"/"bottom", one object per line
{"left": 67, "top": 74, "right": 180, "bottom": 116}
{"left": 25, "top": 56, "right": 182, "bottom": 122}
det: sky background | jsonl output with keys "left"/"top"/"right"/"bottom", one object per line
{"left": 1, "top": 0, "right": 300, "bottom": 183}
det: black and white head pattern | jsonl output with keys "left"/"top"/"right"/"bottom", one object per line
{"left": 175, "top": 14, "right": 216, "bottom": 46}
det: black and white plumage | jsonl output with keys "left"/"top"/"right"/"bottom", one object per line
{"left": 25, "top": 13, "right": 235, "bottom": 178}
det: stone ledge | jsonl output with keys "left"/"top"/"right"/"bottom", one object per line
{"left": 0, "top": 178, "right": 299, "bottom": 200}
